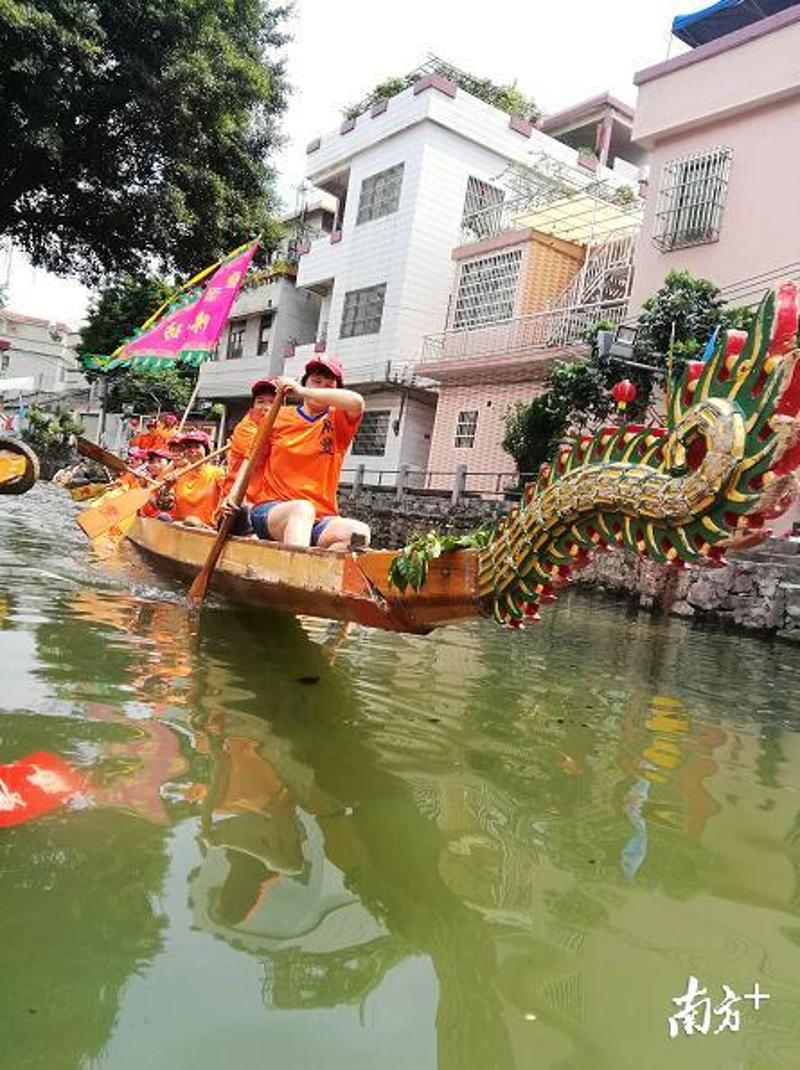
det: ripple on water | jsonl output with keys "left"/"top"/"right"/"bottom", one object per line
{"left": 2, "top": 484, "right": 800, "bottom": 1069}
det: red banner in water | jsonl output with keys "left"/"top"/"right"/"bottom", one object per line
{"left": 0, "top": 751, "right": 87, "bottom": 828}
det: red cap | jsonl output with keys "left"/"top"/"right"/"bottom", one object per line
{"left": 128, "top": 447, "right": 148, "bottom": 462}
{"left": 175, "top": 430, "right": 212, "bottom": 453}
{"left": 250, "top": 377, "right": 277, "bottom": 398}
{"left": 162, "top": 413, "right": 179, "bottom": 426}
{"left": 146, "top": 447, "right": 171, "bottom": 460}
{"left": 302, "top": 354, "right": 344, "bottom": 388}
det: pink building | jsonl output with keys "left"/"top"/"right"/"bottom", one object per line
{"left": 629, "top": 0, "right": 800, "bottom": 530}
{"left": 630, "top": 3, "right": 800, "bottom": 311}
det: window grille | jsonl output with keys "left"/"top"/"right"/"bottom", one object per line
{"left": 258, "top": 311, "right": 275, "bottom": 355}
{"left": 461, "top": 176, "right": 505, "bottom": 241}
{"left": 653, "top": 147, "right": 732, "bottom": 252}
{"left": 351, "top": 410, "right": 390, "bottom": 456}
{"left": 227, "top": 321, "right": 246, "bottom": 360}
{"left": 452, "top": 249, "right": 522, "bottom": 329}
{"left": 454, "top": 409, "right": 479, "bottom": 448}
{"left": 340, "top": 284, "right": 387, "bottom": 338}
{"left": 357, "top": 163, "right": 404, "bottom": 225}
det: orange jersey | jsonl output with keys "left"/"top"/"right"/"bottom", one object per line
{"left": 223, "top": 411, "right": 264, "bottom": 502}
{"left": 172, "top": 464, "right": 224, "bottom": 526}
{"left": 130, "top": 431, "right": 158, "bottom": 451}
{"left": 256, "top": 404, "right": 361, "bottom": 518}
{"left": 153, "top": 427, "right": 176, "bottom": 449}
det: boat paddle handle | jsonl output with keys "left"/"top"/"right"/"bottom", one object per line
{"left": 187, "top": 387, "right": 286, "bottom": 607}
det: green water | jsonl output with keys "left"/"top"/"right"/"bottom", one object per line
{"left": 1, "top": 485, "right": 800, "bottom": 1070}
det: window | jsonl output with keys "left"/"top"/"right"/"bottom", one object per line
{"left": 0, "top": 353, "right": 8, "bottom": 373}
{"left": 454, "top": 410, "right": 479, "bottom": 449}
{"left": 258, "top": 311, "right": 275, "bottom": 355}
{"left": 227, "top": 320, "right": 246, "bottom": 359}
{"left": 351, "top": 410, "right": 390, "bottom": 456}
{"left": 461, "top": 176, "right": 505, "bottom": 241}
{"left": 653, "top": 147, "right": 732, "bottom": 251}
{"left": 357, "top": 163, "right": 404, "bottom": 225}
{"left": 452, "top": 249, "right": 522, "bottom": 329}
{"left": 340, "top": 283, "right": 386, "bottom": 338}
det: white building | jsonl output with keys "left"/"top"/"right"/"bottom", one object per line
{"left": 196, "top": 201, "right": 336, "bottom": 426}
{"left": 197, "top": 265, "right": 322, "bottom": 414}
{"left": 286, "top": 71, "right": 643, "bottom": 482}
{"left": 0, "top": 309, "right": 85, "bottom": 397}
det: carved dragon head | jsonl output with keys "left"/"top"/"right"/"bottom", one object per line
{"left": 478, "top": 284, "right": 800, "bottom": 626}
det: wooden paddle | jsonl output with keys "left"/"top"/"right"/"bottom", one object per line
{"left": 75, "top": 436, "right": 134, "bottom": 477}
{"left": 187, "top": 387, "right": 286, "bottom": 607}
{"left": 75, "top": 443, "right": 229, "bottom": 540}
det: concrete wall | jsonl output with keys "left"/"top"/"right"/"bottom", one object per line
{"left": 426, "top": 379, "right": 544, "bottom": 484}
{"left": 633, "top": 8, "right": 800, "bottom": 149}
{"left": 335, "top": 388, "right": 435, "bottom": 482}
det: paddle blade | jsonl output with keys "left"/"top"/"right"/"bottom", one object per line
{"left": 76, "top": 486, "right": 152, "bottom": 539}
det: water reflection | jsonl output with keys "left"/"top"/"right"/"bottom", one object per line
{"left": 1, "top": 486, "right": 800, "bottom": 1068}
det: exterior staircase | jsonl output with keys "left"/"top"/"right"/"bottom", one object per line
{"left": 548, "top": 229, "right": 637, "bottom": 314}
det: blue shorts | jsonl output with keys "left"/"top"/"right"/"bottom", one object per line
{"left": 250, "top": 501, "right": 334, "bottom": 546}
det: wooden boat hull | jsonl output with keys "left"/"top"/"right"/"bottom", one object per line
{"left": 0, "top": 437, "right": 38, "bottom": 495}
{"left": 127, "top": 517, "right": 486, "bottom": 634}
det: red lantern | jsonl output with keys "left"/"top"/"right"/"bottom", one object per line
{"left": 612, "top": 379, "right": 637, "bottom": 412}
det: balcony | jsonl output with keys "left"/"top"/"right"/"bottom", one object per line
{"left": 295, "top": 230, "right": 342, "bottom": 293}
{"left": 419, "top": 300, "right": 629, "bottom": 380}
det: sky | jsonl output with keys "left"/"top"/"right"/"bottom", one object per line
{"left": 6, "top": 0, "right": 695, "bottom": 329}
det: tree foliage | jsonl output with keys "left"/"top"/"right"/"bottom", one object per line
{"left": 502, "top": 357, "right": 614, "bottom": 474}
{"left": 0, "top": 0, "right": 289, "bottom": 280}
{"left": 79, "top": 274, "right": 173, "bottom": 360}
{"left": 632, "top": 270, "right": 755, "bottom": 411}
{"left": 345, "top": 60, "right": 539, "bottom": 122}
{"left": 22, "top": 406, "right": 84, "bottom": 451}
{"left": 502, "top": 271, "right": 759, "bottom": 470}
{"left": 107, "top": 366, "right": 194, "bottom": 414}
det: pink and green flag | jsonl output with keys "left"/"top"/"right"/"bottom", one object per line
{"left": 89, "top": 240, "right": 259, "bottom": 372}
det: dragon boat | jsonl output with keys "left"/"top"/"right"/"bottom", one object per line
{"left": 126, "top": 286, "right": 800, "bottom": 635}
{"left": 0, "top": 437, "right": 38, "bottom": 495}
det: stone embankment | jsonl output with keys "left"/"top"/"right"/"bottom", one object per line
{"left": 572, "top": 537, "right": 800, "bottom": 644}
{"left": 341, "top": 486, "right": 800, "bottom": 643}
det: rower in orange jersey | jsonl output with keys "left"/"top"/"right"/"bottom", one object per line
{"left": 248, "top": 355, "right": 371, "bottom": 551}
{"left": 221, "top": 378, "right": 278, "bottom": 515}
{"left": 129, "top": 417, "right": 159, "bottom": 452}
{"left": 169, "top": 431, "right": 224, "bottom": 527}
{"left": 153, "top": 412, "right": 179, "bottom": 448}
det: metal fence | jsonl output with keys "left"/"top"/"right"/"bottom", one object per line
{"left": 421, "top": 300, "right": 629, "bottom": 363}
{"left": 340, "top": 464, "right": 537, "bottom": 503}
